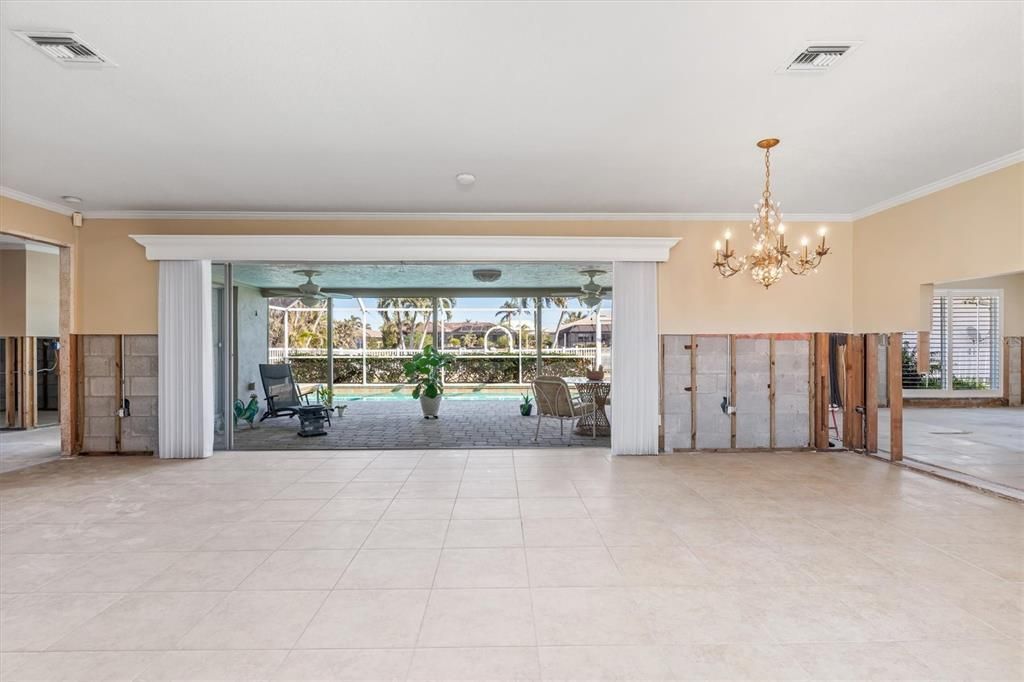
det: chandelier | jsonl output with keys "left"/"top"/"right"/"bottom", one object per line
{"left": 713, "top": 138, "right": 830, "bottom": 288}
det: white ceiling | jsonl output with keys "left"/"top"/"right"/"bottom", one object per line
{"left": 0, "top": 1, "right": 1021, "bottom": 216}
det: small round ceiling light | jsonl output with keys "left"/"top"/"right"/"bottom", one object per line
{"left": 61, "top": 195, "right": 83, "bottom": 204}
{"left": 455, "top": 173, "right": 476, "bottom": 187}
{"left": 472, "top": 268, "right": 502, "bottom": 283}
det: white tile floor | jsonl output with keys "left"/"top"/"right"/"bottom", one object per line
{"left": 0, "top": 447, "right": 1021, "bottom": 681}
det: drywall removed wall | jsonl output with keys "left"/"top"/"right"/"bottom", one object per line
{"left": 81, "top": 334, "right": 158, "bottom": 453}
{"left": 661, "top": 334, "right": 811, "bottom": 451}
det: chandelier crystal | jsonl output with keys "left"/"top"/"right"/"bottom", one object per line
{"left": 713, "top": 138, "right": 830, "bottom": 289}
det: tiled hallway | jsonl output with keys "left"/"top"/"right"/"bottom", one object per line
{"left": 1, "top": 448, "right": 1021, "bottom": 680}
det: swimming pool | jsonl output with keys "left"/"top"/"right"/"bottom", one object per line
{"left": 334, "top": 392, "right": 521, "bottom": 402}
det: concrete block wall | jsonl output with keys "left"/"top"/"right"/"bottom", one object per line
{"left": 661, "top": 334, "right": 811, "bottom": 451}
{"left": 82, "top": 335, "right": 118, "bottom": 453}
{"left": 774, "top": 339, "right": 811, "bottom": 448}
{"left": 122, "top": 335, "right": 158, "bottom": 452}
{"left": 81, "top": 334, "right": 158, "bottom": 453}
{"left": 695, "top": 336, "right": 731, "bottom": 449}
{"left": 735, "top": 338, "right": 770, "bottom": 448}
{"left": 662, "top": 335, "right": 691, "bottom": 450}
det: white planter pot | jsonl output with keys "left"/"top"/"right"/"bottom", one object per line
{"left": 420, "top": 394, "right": 442, "bottom": 419}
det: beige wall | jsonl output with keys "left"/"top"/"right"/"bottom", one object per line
{"left": 0, "top": 248, "right": 60, "bottom": 337}
{"left": 4, "top": 162, "right": 1019, "bottom": 337}
{"left": 0, "top": 196, "right": 78, "bottom": 333}
{"left": 852, "top": 163, "right": 1024, "bottom": 332}
{"left": 0, "top": 250, "right": 27, "bottom": 336}
{"left": 938, "top": 271, "right": 1024, "bottom": 337}
{"left": 75, "top": 217, "right": 853, "bottom": 335}
{"left": 24, "top": 250, "right": 60, "bottom": 337}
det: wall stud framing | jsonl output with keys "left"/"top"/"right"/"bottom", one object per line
{"left": 865, "top": 333, "right": 879, "bottom": 453}
{"left": 769, "top": 336, "right": 777, "bottom": 449}
{"left": 59, "top": 245, "right": 75, "bottom": 455}
{"left": 114, "top": 335, "right": 123, "bottom": 452}
{"left": 4, "top": 337, "right": 15, "bottom": 428}
{"left": 729, "top": 335, "right": 737, "bottom": 448}
{"left": 887, "top": 332, "right": 903, "bottom": 461}
{"left": 848, "top": 335, "right": 865, "bottom": 450}
{"left": 813, "top": 333, "right": 830, "bottom": 449}
{"left": 689, "top": 337, "right": 697, "bottom": 449}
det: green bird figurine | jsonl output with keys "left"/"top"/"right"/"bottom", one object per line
{"left": 233, "top": 393, "right": 260, "bottom": 429}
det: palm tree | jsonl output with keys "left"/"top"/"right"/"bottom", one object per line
{"left": 495, "top": 296, "right": 571, "bottom": 348}
{"left": 377, "top": 297, "right": 456, "bottom": 350}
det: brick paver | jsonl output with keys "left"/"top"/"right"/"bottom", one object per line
{"left": 232, "top": 399, "right": 609, "bottom": 450}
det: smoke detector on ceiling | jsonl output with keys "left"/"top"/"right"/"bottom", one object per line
{"left": 12, "top": 30, "right": 116, "bottom": 66}
{"left": 780, "top": 42, "right": 860, "bottom": 73}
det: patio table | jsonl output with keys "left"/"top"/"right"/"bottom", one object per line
{"left": 564, "top": 377, "right": 611, "bottom": 436}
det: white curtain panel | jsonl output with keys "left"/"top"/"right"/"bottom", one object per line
{"left": 611, "top": 261, "right": 660, "bottom": 455}
{"left": 158, "top": 260, "right": 214, "bottom": 459}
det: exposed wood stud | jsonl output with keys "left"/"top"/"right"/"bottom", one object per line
{"left": 4, "top": 337, "right": 15, "bottom": 428}
{"left": 729, "top": 334, "right": 737, "bottom": 449}
{"left": 769, "top": 336, "right": 777, "bottom": 449}
{"left": 1003, "top": 338, "right": 1009, "bottom": 402}
{"left": 808, "top": 334, "right": 815, "bottom": 447}
{"left": 59, "top": 246, "right": 74, "bottom": 456}
{"left": 865, "top": 333, "right": 879, "bottom": 453}
{"left": 658, "top": 336, "right": 665, "bottom": 452}
{"left": 849, "top": 335, "right": 865, "bottom": 450}
{"left": 887, "top": 332, "right": 903, "bottom": 461}
{"left": 842, "top": 336, "right": 853, "bottom": 447}
{"left": 814, "top": 333, "right": 830, "bottom": 450}
{"left": 114, "top": 335, "right": 123, "bottom": 453}
{"left": 690, "top": 335, "right": 697, "bottom": 449}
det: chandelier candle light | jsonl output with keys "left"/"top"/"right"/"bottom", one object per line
{"left": 713, "top": 138, "right": 830, "bottom": 288}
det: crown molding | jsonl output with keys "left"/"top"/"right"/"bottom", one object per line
{"left": 851, "top": 149, "right": 1024, "bottom": 221}
{"left": 84, "top": 209, "right": 852, "bottom": 222}
{"left": 6, "top": 148, "right": 1021, "bottom": 223}
{"left": 130, "top": 234, "right": 680, "bottom": 262}
{"left": 0, "top": 186, "right": 75, "bottom": 216}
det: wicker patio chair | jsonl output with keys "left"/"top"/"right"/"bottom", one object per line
{"left": 531, "top": 375, "right": 596, "bottom": 441}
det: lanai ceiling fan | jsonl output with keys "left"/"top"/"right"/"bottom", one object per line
{"left": 261, "top": 270, "right": 353, "bottom": 307}
{"left": 550, "top": 269, "right": 610, "bottom": 308}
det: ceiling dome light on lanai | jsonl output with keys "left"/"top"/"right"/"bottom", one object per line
{"left": 712, "top": 138, "right": 831, "bottom": 289}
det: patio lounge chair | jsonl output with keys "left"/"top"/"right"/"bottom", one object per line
{"left": 532, "top": 375, "right": 596, "bottom": 441}
{"left": 258, "top": 363, "right": 323, "bottom": 424}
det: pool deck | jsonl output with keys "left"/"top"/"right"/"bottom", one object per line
{"left": 232, "top": 398, "right": 610, "bottom": 450}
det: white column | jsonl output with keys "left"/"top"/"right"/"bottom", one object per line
{"left": 158, "top": 260, "right": 213, "bottom": 458}
{"left": 611, "top": 261, "right": 659, "bottom": 455}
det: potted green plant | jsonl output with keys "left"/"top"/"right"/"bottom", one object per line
{"left": 519, "top": 392, "right": 533, "bottom": 416}
{"left": 316, "top": 384, "right": 334, "bottom": 412}
{"left": 403, "top": 345, "right": 454, "bottom": 419}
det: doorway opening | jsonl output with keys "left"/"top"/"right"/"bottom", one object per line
{"left": 0, "top": 234, "right": 62, "bottom": 472}
{"left": 212, "top": 261, "right": 613, "bottom": 450}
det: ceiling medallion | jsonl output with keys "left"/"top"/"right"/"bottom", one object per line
{"left": 713, "top": 138, "right": 830, "bottom": 289}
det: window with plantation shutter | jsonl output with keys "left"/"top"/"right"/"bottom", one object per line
{"left": 902, "top": 290, "right": 1001, "bottom": 394}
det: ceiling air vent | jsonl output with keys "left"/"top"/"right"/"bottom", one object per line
{"left": 13, "top": 30, "right": 115, "bottom": 66}
{"left": 781, "top": 43, "right": 859, "bottom": 73}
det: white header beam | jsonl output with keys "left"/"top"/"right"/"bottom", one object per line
{"left": 130, "top": 235, "right": 680, "bottom": 263}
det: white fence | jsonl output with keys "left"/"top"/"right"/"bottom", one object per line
{"left": 267, "top": 346, "right": 609, "bottom": 386}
